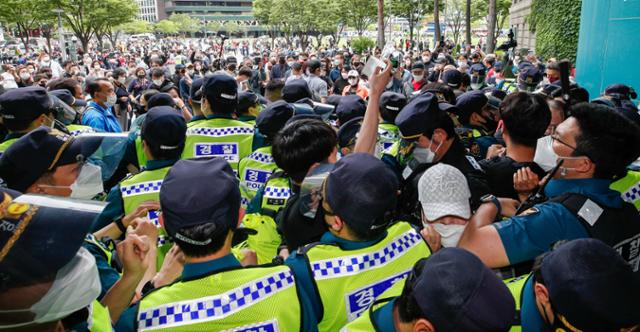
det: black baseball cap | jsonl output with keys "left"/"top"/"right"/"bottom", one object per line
{"left": 336, "top": 95, "right": 366, "bottom": 126}
{"left": 0, "top": 86, "right": 53, "bottom": 123}
{"left": 141, "top": 106, "right": 186, "bottom": 151}
{"left": 190, "top": 77, "right": 205, "bottom": 104}
{"left": 160, "top": 157, "right": 240, "bottom": 244}
{"left": 411, "top": 62, "right": 425, "bottom": 70}
{"left": 408, "top": 248, "right": 516, "bottom": 331}
{"left": 202, "top": 74, "right": 238, "bottom": 113}
{"left": 379, "top": 92, "right": 407, "bottom": 117}
{"left": 395, "top": 92, "right": 450, "bottom": 139}
{"left": 605, "top": 84, "right": 637, "bottom": 100}
{"left": 0, "top": 193, "right": 105, "bottom": 287}
{"left": 456, "top": 90, "right": 488, "bottom": 116}
{"left": 540, "top": 238, "right": 640, "bottom": 330}
{"left": 49, "top": 89, "right": 87, "bottom": 107}
{"left": 282, "top": 79, "right": 312, "bottom": 103}
{"left": 256, "top": 100, "right": 294, "bottom": 138}
{"left": 0, "top": 127, "right": 101, "bottom": 192}
{"left": 147, "top": 92, "right": 176, "bottom": 109}
{"left": 470, "top": 63, "right": 486, "bottom": 76}
{"left": 325, "top": 153, "right": 398, "bottom": 236}
{"left": 442, "top": 70, "right": 462, "bottom": 88}
{"left": 307, "top": 59, "right": 322, "bottom": 72}
{"left": 337, "top": 116, "right": 362, "bottom": 148}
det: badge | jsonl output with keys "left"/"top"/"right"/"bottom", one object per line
{"left": 7, "top": 203, "right": 29, "bottom": 216}
{"left": 518, "top": 207, "right": 539, "bottom": 216}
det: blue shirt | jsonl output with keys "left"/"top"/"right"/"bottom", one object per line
{"left": 370, "top": 299, "right": 398, "bottom": 331}
{"left": 494, "top": 178, "right": 620, "bottom": 264}
{"left": 519, "top": 276, "right": 545, "bottom": 332}
{"left": 285, "top": 231, "right": 387, "bottom": 323}
{"left": 82, "top": 101, "right": 122, "bottom": 133}
{"left": 92, "top": 159, "right": 177, "bottom": 232}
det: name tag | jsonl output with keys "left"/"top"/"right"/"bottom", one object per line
{"left": 244, "top": 169, "right": 272, "bottom": 191}
{"left": 195, "top": 143, "right": 239, "bottom": 162}
{"left": 345, "top": 270, "right": 410, "bottom": 321}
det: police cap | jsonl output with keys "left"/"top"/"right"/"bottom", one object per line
{"left": 337, "top": 116, "right": 362, "bottom": 148}
{"left": 0, "top": 86, "right": 53, "bottom": 123}
{"left": 335, "top": 95, "right": 366, "bottom": 126}
{"left": 141, "top": 106, "right": 186, "bottom": 151}
{"left": 282, "top": 79, "right": 312, "bottom": 103}
{"left": 256, "top": 100, "right": 294, "bottom": 138}
{"left": 395, "top": 92, "right": 448, "bottom": 139}
{"left": 202, "top": 74, "right": 238, "bottom": 112}
{"left": 160, "top": 157, "right": 240, "bottom": 245}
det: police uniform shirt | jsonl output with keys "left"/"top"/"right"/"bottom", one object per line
{"left": 493, "top": 179, "right": 617, "bottom": 265}
{"left": 479, "top": 156, "right": 546, "bottom": 200}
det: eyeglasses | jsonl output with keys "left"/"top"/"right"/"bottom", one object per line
{"left": 550, "top": 133, "right": 578, "bottom": 151}
{"left": 348, "top": 76, "right": 358, "bottom": 80}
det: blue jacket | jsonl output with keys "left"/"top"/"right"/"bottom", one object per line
{"left": 82, "top": 101, "right": 122, "bottom": 133}
{"left": 494, "top": 178, "right": 621, "bottom": 264}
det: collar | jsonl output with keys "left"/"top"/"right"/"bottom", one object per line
{"left": 88, "top": 101, "right": 110, "bottom": 113}
{"left": 544, "top": 178, "right": 621, "bottom": 207}
{"left": 4, "top": 132, "right": 25, "bottom": 141}
{"left": 440, "top": 137, "right": 467, "bottom": 165}
{"left": 237, "top": 115, "right": 256, "bottom": 122}
{"left": 144, "top": 159, "right": 178, "bottom": 171}
{"left": 371, "top": 298, "right": 398, "bottom": 332}
{"left": 182, "top": 253, "right": 242, "bottom": 280}
{"left": 190, "top": 114, "right": 206, "bottom": 122}
{"left": 206, "top": 114, "right": 234, "bottom": 120}
{"left": 319, "top": 230, "right": 387, "bottom": 250}
{"left": 521, "top": 276, "right": 544, "bottom": 332}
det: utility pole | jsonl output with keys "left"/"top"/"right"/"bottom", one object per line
{"left": 52, "top": 8, "right": 66, "bottom": 61}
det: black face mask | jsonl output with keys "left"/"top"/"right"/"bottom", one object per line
{"left": 481, "top": 115, "right": 499, "bottom": 133}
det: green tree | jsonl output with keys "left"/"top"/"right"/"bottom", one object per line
{"left": 0, "top": 0, "right": 55, "bottom": 52}
{"left": 253, "top": 0, "right": 279, "bottom": 48}
{"left": 351, "top": 36, "right": 375, "bottom": 54}
{"left": 343, "top": 0, "right": 377, "bottom": 36}
{"left": 388, "top": 0, "right": 433, "bottom": 43}
{"left": 93, "top": 0, "right": 138, "bottom": 48}
{"left": 529, "top": 0, "right": 582, "bottom": 62}
{"left": 223, "top": 21, "right": 240, "bottom": 36}
{"left": 206, "top": 21, "right": 222, "bottom": 34}
{"left": 155, "top": 20, "right": 179, "bottom": 35}
{"left": 169, "top": 14, "right": 200, "bottom": 36}
{"left": 120, "top": 20, "right": 153, "bottom": 34}
{"left": 445, "top": 0, "right": 465, "bottom": 48}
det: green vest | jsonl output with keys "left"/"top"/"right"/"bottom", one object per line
{"left": 260, "top": 174, "right": 292, "bottom": 214}
{"left": 378, "top": 123, "right": 400, "bottom": 158}
{"left": 137, "top": 265, "right": 302, "bottom": 332}
{"left": 187, "top": 118, "right": 206, "bottom": 128}
{"left": 502, "top": 79, "right": 518, "bottom": 93}
{"left": 85, "top": 234, "right": 115, "bottom": 268}
{"left": 611, "top": 170, "right": 640, "bottom": 211}
{"left": 135, "top": 136, "right": 147, "bottom": 170}
{"left": 504, "top": 274, "right": 531, "bottom": 332}
{"left": 120, "top": 166, "right": 173, "bottom": 270}
{"left": 67, "top": 124, "right": 96, "bottom": 136}
{"left": 182, "top": 118, "right": 254, "bottom": 174}
{"left": 302, "top": 222, "right": 431, "bottom": 331}
{"left": 238, "top": 146, "right": 278, "bottom": 208}
{"left": 241, "top": 213, "right": 282, "bottom": 265}
{"left": 88, "top": 300, "right": 113, "bottom": 332}
{"left": 340, "top": 297, "right": 396, "bottom": 332}
{"left": 0, "top": 138, "right": 18, "bottom": 155}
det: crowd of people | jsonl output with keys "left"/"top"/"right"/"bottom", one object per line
{"left": 0, "top": 35, "right": 639, "bottom": 332}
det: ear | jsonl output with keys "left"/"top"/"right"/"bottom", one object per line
{"left": 413, "top": 319, "right": 436, "bottom": 332}
{"left": 470, "top": 112, "right": 485, "bottom": 124}
{"left": 432, "top": 128, "right": 448, "bottom": 142}
{"left": 329, "top": 214, "right": 344, "bottom": 232}
{"left": 575, "top": 157, "right": 595, "bottom": 175}
{"left": 533, "top": 282, "right": 550, "bottom": 305}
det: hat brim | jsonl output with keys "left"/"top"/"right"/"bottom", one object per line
{"left": 58, "top": 135, "right": 103, "bottom": 166}
{"left": 438, "top": 103, "right": 459, "bottom": 114}
{"left": 422, "top": 201, "right": 470, "bottom": 221}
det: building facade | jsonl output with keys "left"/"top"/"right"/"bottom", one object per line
{"left": 509, "top": 0, "right": 536, "bottom": 51}
{"left": 137, "top": 0, "right": 160, "bottom": 22}
{"left": 162, "top": 0, "right": 261, "bottom": 32}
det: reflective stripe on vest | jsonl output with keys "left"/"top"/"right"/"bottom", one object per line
{"left": 67, "top": 124, "right": 95, "bottom": 137}
{"left": 137, "top": 266, "right": 301, "bottom": 332}
{"left": 121, "top": 180, "right": 163, "bottom": 197}
{"left": 304, "top": 222, "right": 431, "bottom": 331}
{"left": 0, "top": 138, "right": 18, "bottom": 155}
{"left": 188, "top": 126, "right": 254, "bottom": 137}
{"left": 135, "top": 135, "right": 147, "bottom": 169}
{"left": 378, "top": 124, "right": 399, "bottom": 155}
{"left": 88, "top": 300, "right": 113, "bottom": 332}
{"left": 611, "top": 170, "right": 640, "bottom": 211}
{"left": 239, "top": 146, "right": 278, "bottom": 208}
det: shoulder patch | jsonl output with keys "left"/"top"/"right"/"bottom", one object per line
{"left": 518, "top": 207, "right": 539, "bottom": 216}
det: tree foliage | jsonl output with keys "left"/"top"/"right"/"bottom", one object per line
{"left": 169, "top": 14, "right": 200, "bottom": 36}
{"left": 388, "top": 0, "right": 433, "bottom": 42}
{"left": 0, "top": 0, "right": 55, "bottom": 52}
{"left": 529, "top": 0, "right": 582, "bottom": 62}
{"left": 342, "top": 0, "right": 377, "bottom": 36}
{"left": 351, "top": 36, "right": 375, "bottom": 54}
{"left": 155, "top": 20, "right": 179, "bottom": 35}
{"left": 223, "top": 21, "right": 241, "bottom": 35}
{"left": 120, "top": 20, "right": 153, "bottom": 34}
{"left": 93, "top": 0, "right": 138, "bottom": 48}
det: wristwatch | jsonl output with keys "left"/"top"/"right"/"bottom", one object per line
{"left": 480, "top": 194, "right": 502, "bottom": 220}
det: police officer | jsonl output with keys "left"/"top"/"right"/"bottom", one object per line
{"left": 342, "top": 248, "right": 516, "bottom": 331}
{"left": 118, "top": 157, "right": 316, "bottom": 331}
{"left": 187, "top": 77, "right": 207, "bottom": 127}
{"left": 239, "top": 100, "right": 294, "bottom": 209}
{"left": 455, "top": 90, "right": 501, "bottom": 159}
{"left": 0, "top": 191, "right": 150, "bottom": 330}
{"left": 469, "top": 63, "right": 488, "bottom": 90}
{"left": 517, "top": 65, "right": 543, "bottom": 92}
{"left": 335, "top": 95, "right": 366, "bottom": 127}
{"left": 286, "top": 153, "right": 431, "bottom": 332}
{"left": 505, "top": 239, "right": 639, "bottom": 331}
{"left": 235, "top": 91, "right": 261, "bottom": 125}
{"left": 0, "top": 86, "right": 56, "bottom": 154}
{"left": 48, "top": 89, "right": 95, "bottom": 136}
{"left": 459, "top": 103, "right": 640, "bottom": 272}
{"left": 182, "top": 74, "right": 253, "bottom": 174}
{"left": 94, "top": 107, "right": 186, "bottom": 268}
{"left": 377, "top": 92, "right": 406, "bottom": 157}
{"left": 337, "top": 117, "right": 363, "bottom": 157}
{"left": 382, "top": 92, "right": 491, "bottom": 225}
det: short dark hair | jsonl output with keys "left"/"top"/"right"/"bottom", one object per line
{"left": 272, "top": 119, "right": 337, "bottom": 183}
{"left": 46, "top": 78, "right": 81, "bottom": 96}
{"left": 174, "top": 223, "right": 230, "bottom": 257}
{"left": 500, "top": 92, "right": 550, "bottom": 147}
{"left": 238, "top": 66, "right": 253, "bottom": 79}
{"left": 86, "top": 78, "right": 110, "bottom": 98}
{"left": 424, "top": 82, "right": 456, "bottom": 104}
{"left": 424, "top": 108, "right": 456, "bottom": 140}
{"left": 396, "top": 259, "right": 429, "bottom": 323}
{"left": 151, "top": 68, "right": 165, "bottom": 79}
{"left": 571, "top": 103, "right": 640, "bottom": 179}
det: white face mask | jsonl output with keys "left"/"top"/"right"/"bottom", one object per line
{"left": 42, "top": 57, "right": 50, "bottom": 63}
{"left": 432, "top": 223, "right": 466, "bottom": 247}
{"left": 152, "top": 79, "right": 163, "bottom": 86}
{"left": 287, "top": 61, "right": 294, "bottom": 67}
{"left": 117, "top": 76, "right": 126, "bottom": 84}
{"left": 533, "top": 136, "right": 557, "bottom": 172}
{"left": 105, "top": 94, "right": 117, "bottom": 108}
{"left": 348, "top": 78, "right": 358, "bottom": 86}
{"left": 412, "top": 74, "right": 424, "bottom": 82}
{"left": 70, "top": 163, "right": 104, "bottom": 199}
{"left": 0, "top": 247, "right": 100, "bottom": 329}
{"left": 19, "top": 73, "right": 31, "bottom": 80}
{"left": 413, "top": 139, "right": 442, "bottom": 164}
{"left": 422, "top": 56, "right": 429, "bottom": 63}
